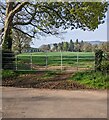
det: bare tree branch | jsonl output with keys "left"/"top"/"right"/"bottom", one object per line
{"left": 30, "top": 22, "right": 59, "bottom": 35}
{"left": 13, "top": 27, "right": 35, "bottom": 38}
{"left": 13, "top": 5, "right": 36, "bottom": 26}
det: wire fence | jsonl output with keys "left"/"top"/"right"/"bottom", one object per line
{"left": 14, "top": 52, "right": 95, "bottom": 72}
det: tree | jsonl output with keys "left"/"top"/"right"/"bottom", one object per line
{"left": 98, "top": 42, "right": 109, "bottom": 52}
{"left": 92, "top": 44, "right": 99, "bottom": 52}
{"left": 52, "top": 43, "right": 58, "bottom": 51}
{"left": 57, "top": 43, "right": 63, "bottom": 51}
{"left": 82, "top": 42, "right": 92, "bottom": 52}
{"left": 47, "top": 44, "right": 51, "bottom": 51}
{"left": 69, "top": 39, "right": 74, "bottom": 52}
{"left": 80, "top": 40, "right": 84, "bottom": 52}
{"left": 1, "top": 1, "right": 29, "bottom": 50}
{"left": 75, "top": 39, "right": 79, "bottom": 45}
{"left": 12, "top": 29, "right": 32, "bottom": 53}
{"left": 0, "top": 2, "right": 108, "bottom": 51}
{"left": 74, "top": 39, "right": 81, "bottom": 52}
{"left": 63, "top": 42, "right": 69, "bottom": 51}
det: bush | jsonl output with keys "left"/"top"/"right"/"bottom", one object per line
{"left": 2, "top": 70, "right": 17, "bottom": 79}
{"left": 101, "top": 61, "right": 109, "bottom": 73}
{"left": 70, "top": 70, "right": 109, "bottom": 89}
{"left": 95, "top": 49, "right": 103, "bottom": 71}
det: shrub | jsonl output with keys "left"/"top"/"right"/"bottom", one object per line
{"left": 71, "top": 70, "right": 109, "bottom": 89}
{"left": 101, "top": 61, "right": 109, "bottom": 74}
{"left": 95, "top": 49, "right": 103, "bottom": 71}
{"left": 2, "top": 70, "right": 17, "bottom": 79}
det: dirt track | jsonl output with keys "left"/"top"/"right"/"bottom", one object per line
{"left": 2, "top": 87, "right": 107, "bottom": 118}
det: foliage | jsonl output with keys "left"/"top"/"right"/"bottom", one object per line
{"left": 40, "top": 40, "right": 97, "bottom": 52}
{"left": 12, "top": 29, "right": 32, "bottom": 54}
{"left": 70, "top": 70, "right": 109, "bottom": 89}
{"left": 69, "top": 39, "right": 74, "bottom": 52}
{"left": 2, "top": 70, "right": 42, "bottom": 79}
{"left": 98, "top": 42, "right": 109, "bottom": 52}
{"left": 0, "top": 2, "right": 108, "bottom": 50}
{"left": 95, "top": 49, "right": 103, "bottom": 71}
{"left": 0, "top": 2, "right": 108, "bottom": 71}
{"left": 81, "top": 42, "right": 92, "bottom": 52}
{"left": 101, "top": 61, "right": 109, "bottom": 73}
{"left": 2, "top": 70, "right": 17, "bottom": 79}
{"left": 63, "top": 42, "right": 69, "bottom": 51}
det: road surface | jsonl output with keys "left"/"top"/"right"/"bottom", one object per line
{"left": 2, "top": 87, "right": 107, "bottom": 118}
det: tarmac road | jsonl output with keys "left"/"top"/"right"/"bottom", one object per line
{"left": 2, "top": 87, "right": 107, "bottom": 118}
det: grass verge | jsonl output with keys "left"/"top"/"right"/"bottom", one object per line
{"left": 70, "top": 70, "right": 109, "bottom": 89}
{"left": 2, "top": 70, "right": 61, "bottom": 79}
{"left": 2, "top": 70, "right": 18, "bottom": 79}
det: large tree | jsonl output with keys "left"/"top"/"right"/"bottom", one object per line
{"left": 0, "top": 1, "right": 108, "bottom": 51}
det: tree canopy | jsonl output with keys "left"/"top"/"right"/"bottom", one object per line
{"left": 0, "top": 1, "right": 108, "bottom": 50}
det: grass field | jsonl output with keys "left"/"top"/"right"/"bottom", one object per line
{"left": 16, "top": 52, "right": 95, "bottom": 70}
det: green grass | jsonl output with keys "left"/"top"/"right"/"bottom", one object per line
{"left": 70, "top": 70, "right": 109, "bottom": 89}
{"left": 18, "top": 52, "right": 94, "bottom": 56}
{"left": 2, "top": 70, "right": 18, "bottom": 79}
{"left": 16, "top": 52, "right": 95, "bottom": 70}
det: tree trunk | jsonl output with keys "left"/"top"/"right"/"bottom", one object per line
{"left": 2, "top": 1, "right": 28, "bottom": 51}
{"left": 2, "top": 1, "right": 14, "bottom": 51}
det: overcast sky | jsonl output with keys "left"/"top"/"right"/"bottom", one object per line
{"left": 31, "top": 16, "right": 107, "bottom": 48}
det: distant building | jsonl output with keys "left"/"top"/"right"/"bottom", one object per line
{"left": 22, "top": 47, "right": 42, "bottom": 53}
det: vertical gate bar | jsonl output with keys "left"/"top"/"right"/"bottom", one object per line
{"left": 31, "top": 54, "right": 32, "bottom": 70}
